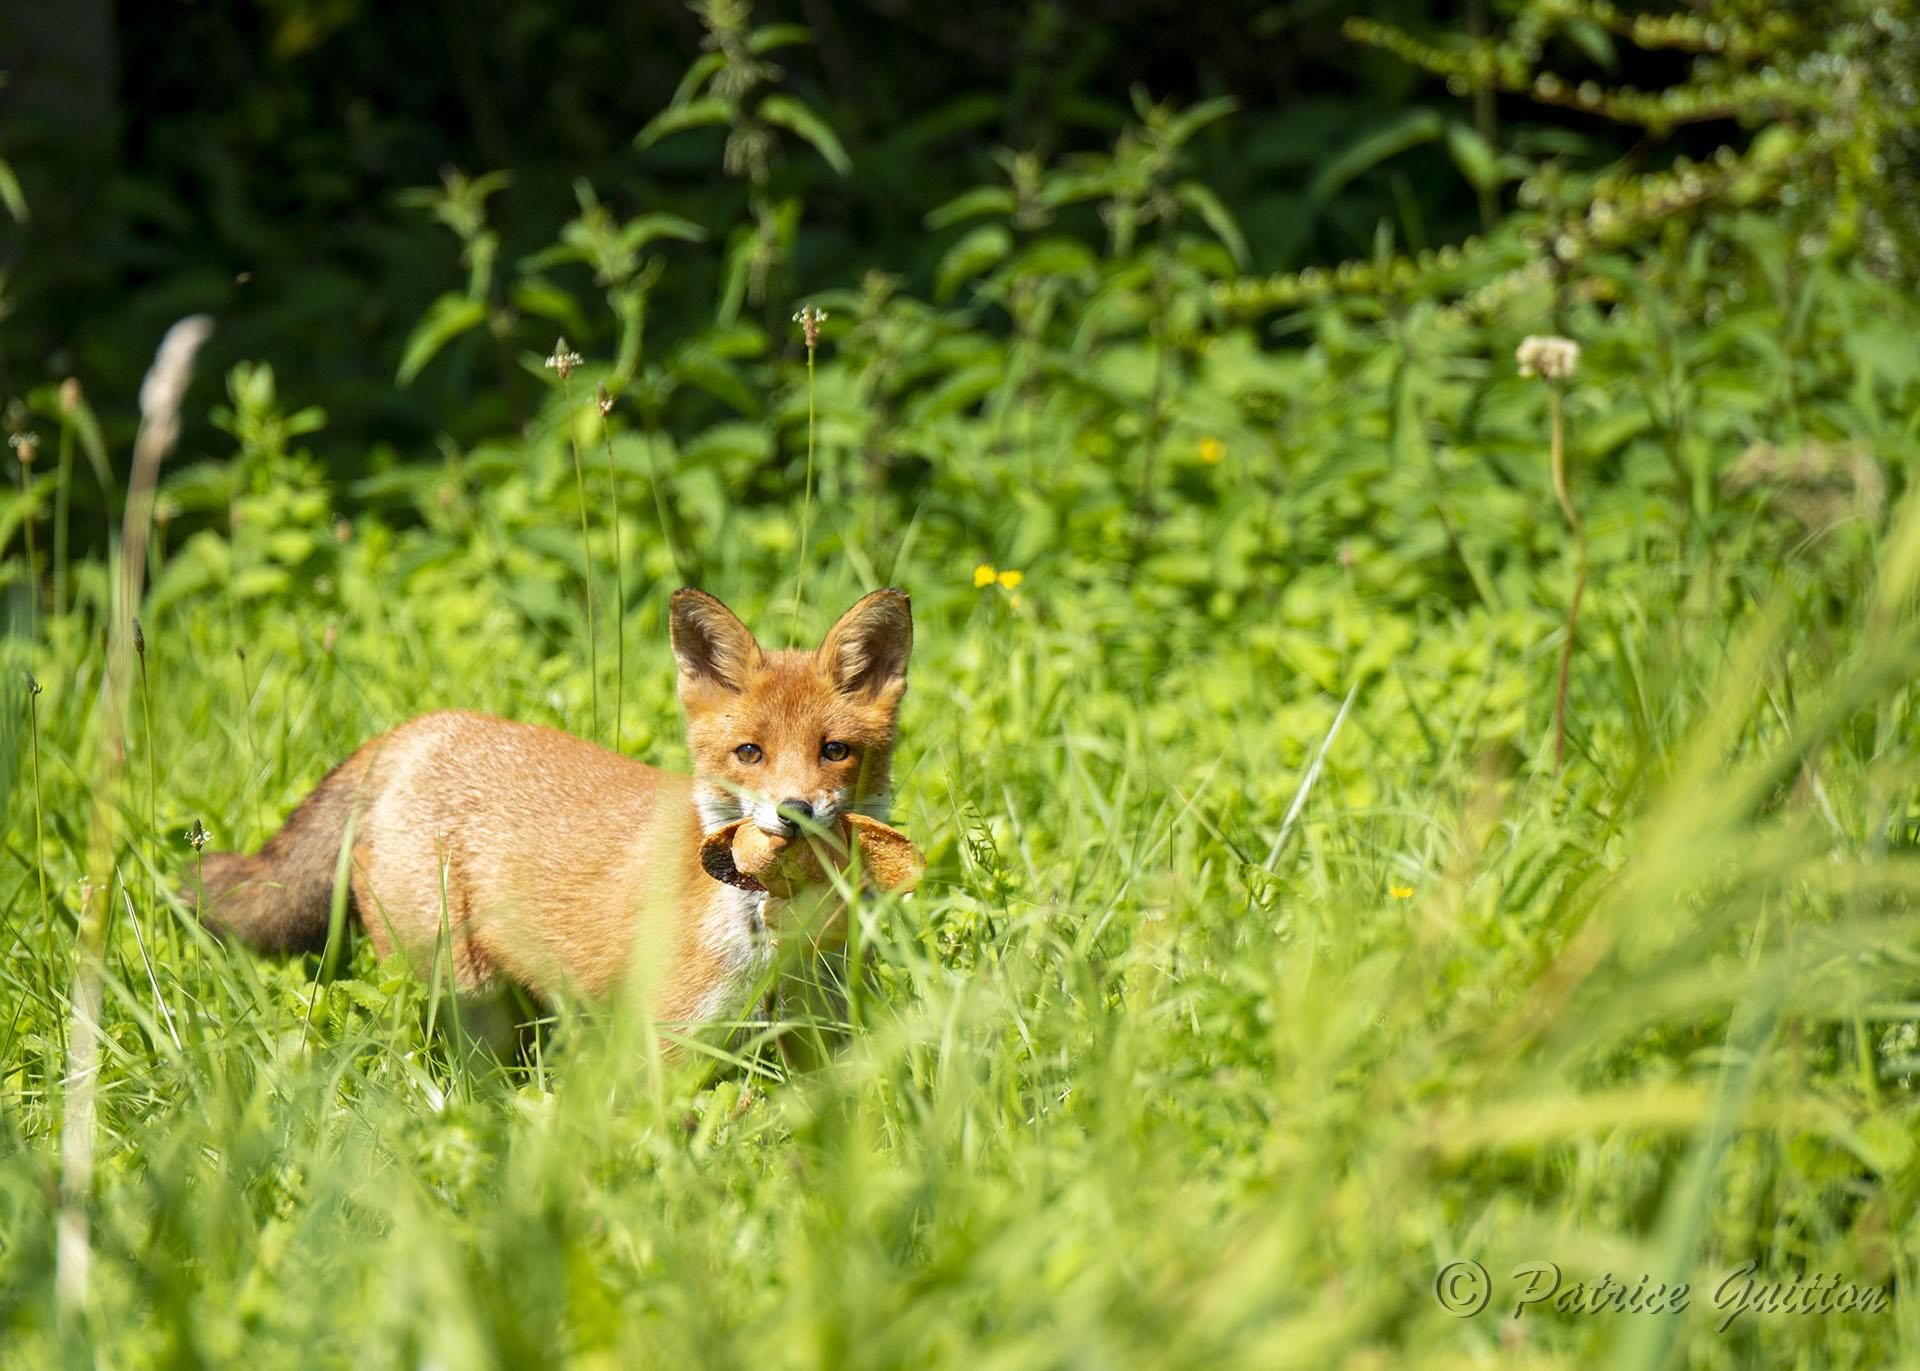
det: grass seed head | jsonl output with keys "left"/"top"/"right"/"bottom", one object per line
{"left": 792, "top": 305, "right": 827, "bottom": 351}
{"left": 545, "top": 338, "right": 583, "bottom": 380}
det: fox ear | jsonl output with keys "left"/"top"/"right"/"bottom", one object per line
{"left": 670, "top": 589, "right": 763, "bottom": 694}
{"left": 818, "top": 588, "right": 912, "bottom": 698}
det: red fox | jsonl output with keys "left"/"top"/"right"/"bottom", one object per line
{"left": 194, "top": 587, "right": 912, "bottom": 1026}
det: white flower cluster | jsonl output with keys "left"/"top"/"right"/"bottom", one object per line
{"left": 792, "top": 305, "right": 828, "bottom": 350}
{"left": 1516, "top": 334, "right": 1581, "bottom": 381}
{"left": 544, "top": 338, "right": 584, "bottom": 379}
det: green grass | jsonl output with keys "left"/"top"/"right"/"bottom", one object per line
{"left": 2, "top": 454, "right": 1919, "bottom": 1365}
{"left": 5, "top": 64, "right": 1920, "bottom": 1357}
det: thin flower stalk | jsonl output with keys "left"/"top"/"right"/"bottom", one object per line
{"left": 598, "top": 384, "right": 626, "bottom": 751}
{"left": 25, "top": 672, "right": 49, "bottom": 940}
{"left": 12, "top": 431, "right": 40, "bottom": 632}
{"left": 790, "top": 306, "right": 825, "bottom": 640}
{"left": 547, "top": 340, "right": 599, "bottom": 741}
{"left": 1518, "top": 334, "right": 1586, "bottom": 773}
{"left": 54, "top": 381, "right": 79, "bottom": 616}
{"left": 134, "top": 619, "right": 159, "bottom": 941}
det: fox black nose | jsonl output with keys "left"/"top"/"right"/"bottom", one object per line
{"left": 776, "top": 798, "right": 815, "bottom": 832}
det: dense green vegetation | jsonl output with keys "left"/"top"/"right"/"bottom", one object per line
{"left": 3, "top": 0, "right": 1920, "bottom": 1364}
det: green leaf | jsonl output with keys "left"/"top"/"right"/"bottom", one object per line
{"left": 668, "top": 53, "right": 726, "bottom": 109}
{"left": 746, "top": 23, "right": 813, "bottom": 54}
{"left": 396, "top": 294, "right": 488, "bottom": 386}
{"left": 622, "top": 213, "right": 708, "bottom": 253}
{"left": 1041, "top": 170, "right": 1112, "bottom": 209}
{"left": 681, "top": 420, "right": 771, "bottom": 469}
{"left": 670, "top": 343, "right": 760, "bottom": 417}
{"left": 934, "top": 225, "right": 1013, "bottom": 302}
{"left": 908, "top": 360, "right": 1002, "bottom": 421}
{"left": 0, "top": 157, "right": 25, "bottom": 223}
{"left": 715, "top": 229, "right": 753, "bottom": 325}
{"left": 1174, "top": 181, "right": 1249, "bottom": 268}
{"left": 925, "top": 187, "right": 1016, "bottom": 231}
{"left": 883, "top": 94, "right": 1001, "bottom": 156}
{"left": 1444, "top": 122, "right": 1501, "bottom": 194}
{"left": 1165, "top": 96, "right": 1238, "bottom": 149}
{"left": 995, "top": 237, "right": 1099, "bottom": 295}
{"left": 232, "top": 566, "right": 291, "bottom": 599}
{"left": 637, "top": 97, "right": 733, "bottom": 150}
{"left": 1564, "top": 18, "right": 1619, "bottom": 72}
{"left": 510, "top": 279, "right": 589, "bottom": 340}
{"left": 1308, "top": 109, "right": 1443, "bottom": 203}
{"left": 0, "top": 473, "right": 54, "bottom": 557}
{"left": 65, "top": 394, "right": 113, "bottom": 501}
{"left": 757, "top": 94, "right": 852, "bottom": 175}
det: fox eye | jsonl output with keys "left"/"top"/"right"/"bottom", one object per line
{"left": 734, "top": 743, "right": 762, "bottom": 764}
{"left": 822, "top": 741, "right": 851, "bottom": 762}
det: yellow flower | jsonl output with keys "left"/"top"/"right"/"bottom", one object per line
{"left": 973, "top": 563, "right": 997, "bottom": 588}
{"left": 997, "top": 569, "right": 1024, "bottom": 589}
{"left": 1389, "top": 884, "right": 1413, "bottom": 900}
{"left": 1197, "top": 435, "right": 1226, "bottom": 465}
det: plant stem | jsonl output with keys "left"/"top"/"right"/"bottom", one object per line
{"left": 644, "top": 422, "right": 682, "bottom": 579}
{"left": 20, "top": 459, "right": 37, "bottom": 637}
{"left": 1549, "top": 382, "right": 1587, "bottom": 774}
{"left": 26, "top": 677, "right": 49, "bottom": 937}
{"left": 1129, "top": 249, "right": 1173, "bottom": 574}
{"left": 599, "top": 418, "right": 626, "bottom": 752}
{"left": 236, "top": 646, "right": 259, "bottom": 782}
{"left": 561, "top": 376, "right": 599, "bottom": 742}
{"left": 791, "top": 342, "right": 818, "bottom": 640}
{"left": 54, "top": 422, "right": 73, "bottom": 618}
{"left": 136, "top": 627, "right": 159, "bottom": 939}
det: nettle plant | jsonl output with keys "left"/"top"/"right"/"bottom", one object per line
{"left": 152, "top": 363, "right": 339, "bottom": 618}
{"left": 375, "top": 14, "right": 1273, "bottom": 609}
{"left": 636, "top": 0, "right": 851, "bottom": 325}
{"left": 359, "top": 0, "right": 1920, "bottom": 647}
{"left": 1192, "top": 0, "right": 1920, "bottom": 603}
{"left": 924, "top": 92, "right": 1250, "bottom": 562}
{"left": 1224, "top": 0, "right": 1920, "bottom": 323}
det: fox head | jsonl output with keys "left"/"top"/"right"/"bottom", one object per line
{"left": 670, "top": 587, "right": 911, "bottom": 838}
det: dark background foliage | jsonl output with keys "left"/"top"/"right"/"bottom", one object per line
{"left": 3, "top": 0, "right": 1607, "bottom": 469}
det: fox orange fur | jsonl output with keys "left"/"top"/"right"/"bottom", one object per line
{"left": 194, "top": 587, "right": 912, "bottom": 1026}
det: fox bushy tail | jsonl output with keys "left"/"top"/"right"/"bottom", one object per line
{"left": 193, "top": 752, "right": 370, "bottom": 953}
